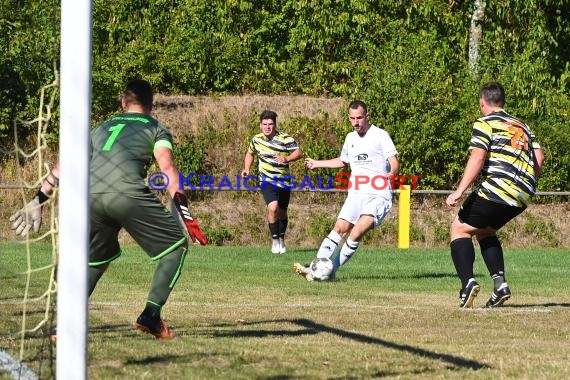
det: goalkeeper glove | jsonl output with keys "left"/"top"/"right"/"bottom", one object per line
{"left": 172, "top": 192, "right": 207, "bottom": 245}
{"left": 9, "top": 190, "right": 49, "bottom": 236}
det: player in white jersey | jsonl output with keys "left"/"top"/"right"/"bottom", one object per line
{"left": 293, "top": 100, "right": 399, "bottom": 281}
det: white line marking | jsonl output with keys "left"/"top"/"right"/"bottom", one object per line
{"left": 0, "top": 351, "right": 38, "bottom": 380}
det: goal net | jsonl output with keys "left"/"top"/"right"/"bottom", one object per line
{"left": 1, "top": 1, "right": 92, "bottom": 379}
{"left": 0, "top": 74, "right": 59, "bottom": 380}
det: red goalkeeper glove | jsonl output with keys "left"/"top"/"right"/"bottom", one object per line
{"left": 172, "top": 192, "right": 207, "bottom": 245}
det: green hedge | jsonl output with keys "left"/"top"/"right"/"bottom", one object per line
{"left": 1, "top": 0, "right": 569, "bottom": 190}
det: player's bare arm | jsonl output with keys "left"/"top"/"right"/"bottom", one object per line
{"left": 40, "top": 162, "right": 60, "bottom": 196}
{"left": 154, "top": 145, "right": 181, "bottom": 198}
{"left": 533, "top": 148, "right": 545, "bottom": 178}
{"left": 275, "top": 147, "right": 302, "bottom": 165}
{"left": 242, "top": 150, "right": 255, "bottom": 177}
{"left": 155, "top": 144, "right": 207, "bottom": 245}
{"left": 305, "top": 157, "right": 345, "bottom": 170}
{"left": 387, "top": 155, "right": 400, "bottom": 177}
{"left": 446, "top": 147, "right": 486, "bottom": 207}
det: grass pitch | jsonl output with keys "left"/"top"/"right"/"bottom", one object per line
{"left": 1, "top": 243, "right": 570, "bottom": 379}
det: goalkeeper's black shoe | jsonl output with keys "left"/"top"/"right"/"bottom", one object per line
{"left": 459, "top": 279, "right": 480, "bottom": 308}
{"left": 134, "top": 314, "right": 175, "bottom": 340}
{"left": 484, "top": 284, "right": 511, "bottom": 308}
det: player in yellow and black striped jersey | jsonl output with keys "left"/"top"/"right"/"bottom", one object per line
{"left": 446, "top": 82, "right": 545, "bottom": 309}
{"left": 470, "top": 108, "right": 541, "bottom": 207}
{"left": 242, "top": 110, "right": 302, "bottom": 254}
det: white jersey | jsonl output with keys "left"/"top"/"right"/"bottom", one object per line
{"left": 340, "top": 125, "right": 398, "bottom": 198}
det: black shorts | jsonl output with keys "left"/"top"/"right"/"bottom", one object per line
{"left": 260, "top": 184, "right": 291, "bottom": 209}
{"left": 458, "top": 192, "right": 525, "bottom": 230}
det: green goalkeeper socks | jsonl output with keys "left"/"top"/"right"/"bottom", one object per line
{"left": 88, "top": 265, "right": 107, "bottom": 297}
{"left": 148, "top": 246, "right": 187, "bottom": 307}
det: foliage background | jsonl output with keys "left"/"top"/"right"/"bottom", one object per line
{"left": 1, "top": 0, "right": 569, "bottom": 190}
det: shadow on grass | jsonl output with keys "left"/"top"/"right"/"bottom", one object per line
{"left": 501, "top": 302, "right": 570, "bottom": 308}
{"left": 350, "top": 272, "right": 456, "bottom": 280}
{"left": 89, "top": 323, "right": 136, "bottom": 334}
{"left": 211, "top": 318, "right": 489, "bottom": 372}
{"left": 125, "top": 355, "right": 183, "bottom": 365}
{"left": 8, "top": 308, "right": 49, "bottom": 317}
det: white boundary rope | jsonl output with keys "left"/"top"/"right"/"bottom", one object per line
{"left": 0, "top": 352, "right": 38, "bottom": 380}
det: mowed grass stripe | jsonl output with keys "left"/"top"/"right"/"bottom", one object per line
{"left": 1, "top": 244, "right": 569, "bottom": 379}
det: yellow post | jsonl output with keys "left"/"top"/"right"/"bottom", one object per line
{"left": 398, "top": 185, "right": 410, "bottom": 249}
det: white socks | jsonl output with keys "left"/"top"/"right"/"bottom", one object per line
{"left": 316, "top": 230, "right": 342, "bottom": 259}
{"left": 333, "top": 238, "right": 360, "bottom": 269}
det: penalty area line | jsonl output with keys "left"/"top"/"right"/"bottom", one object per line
{"left": 0, "top": 350, "right": 38, "bottom": 380}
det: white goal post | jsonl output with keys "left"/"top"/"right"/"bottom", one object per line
{"left": 57, "top": 0, "right": 92, "bottom": 379}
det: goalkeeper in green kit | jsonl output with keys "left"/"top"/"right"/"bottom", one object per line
{"left": 9, "top": 79, "right": 207, "bottom": 340}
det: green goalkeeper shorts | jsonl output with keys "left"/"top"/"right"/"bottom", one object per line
{"left": 89, "top": 191, "right": 187, "bottom": 266}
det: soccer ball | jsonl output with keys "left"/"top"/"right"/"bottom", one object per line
{"left": 310, "top": 257, "right": 335, "bottom": 281}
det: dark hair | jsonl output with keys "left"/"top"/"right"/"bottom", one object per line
{"left": 259, "top": 110, "right": 278, "bottom": 123}
{"left": 480, "top": 82, "right": 505, "bottom": 107}
{"left": 348, "top": 100, "right": 368, "bottom": 113}
{"left": 122, "top": 79, "right": 154, "bottom": 109}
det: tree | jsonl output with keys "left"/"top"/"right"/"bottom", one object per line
{"left": 468, "top": 0, "right": 485, "bottom": 79}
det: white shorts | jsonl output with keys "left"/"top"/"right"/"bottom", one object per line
{"left": 337, "top": 192, "right": 392, "bottom": 227}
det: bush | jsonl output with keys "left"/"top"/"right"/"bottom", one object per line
{"left": 205, "top": 226, "right": 233, "bottom": 247}
{"left": 174, "top": 133, "right": 208, "bottom": 184}
{"left": 2, "top": 0, "right": 569, "bottom": 191}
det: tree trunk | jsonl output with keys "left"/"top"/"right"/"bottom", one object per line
{"left": 469, "top": 0, "right": 485, "bottom": 79}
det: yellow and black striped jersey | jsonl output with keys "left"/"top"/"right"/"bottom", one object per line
{"left": 248, "top": 131, "right": 299, "bottom": 188}
{"left": 470, "top": 109, "right": 541, "bottom": 207}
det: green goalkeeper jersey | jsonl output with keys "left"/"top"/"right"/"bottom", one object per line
{"left": 90, "top": 112, "right": 173, "bottom": 194}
